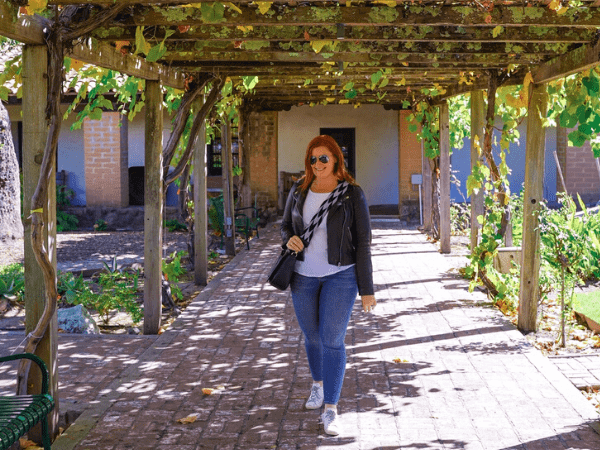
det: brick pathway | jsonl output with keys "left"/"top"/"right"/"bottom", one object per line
{"left": 549, "top": 355, "right": 600, "bottom": 390}
{"left": 2, "top": 220, "right": 600, "bottom": 449}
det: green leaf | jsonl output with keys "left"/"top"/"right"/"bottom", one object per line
{"left": 89, "top": 108, "right": 103, "bottom": 121}
{"left": 568, "top": 129, "right": 588, "bottom": 147}
{"left": 583, "top": 76, "right": 600, "bottom": 94}
{"left": 559, "top": 111, "right": 578, "bottom": 128}
{"left": 145, "top": 43, "right": 167, "bottom": 62}
{"left": 242, "top": 75, "right": 259, "bottom": 90}
{"left": 345, "top": 89, "right": 357, "bottom": 99}
{"left": 371, "top": 71, "right": 382, "bottom": 84}
{"left": 201, "top": 2, "right": 225, "bottom": 22}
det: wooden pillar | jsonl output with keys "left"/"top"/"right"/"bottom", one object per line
{"left": 422, "top": 141, "right": 432, "bottom": 232}
{"left": 470, "top": 90, "right": 485, "bottom": 251}
{"left": 439, "top": 102, "right": 451, "bottom": 254}
{"left": 143, "top": 80, "right": 163, "bottom": 335}
{"left": 518, "top": 83, "right": 547, "bottom": 333}
{"left": 221, "top": 121, "right": 236, "bottom": 256}
{"left": 194, "top": 120, "right": 208, "bottom": 286}
{"left": 22, "top": 44, "right": 59, "bottom": 441}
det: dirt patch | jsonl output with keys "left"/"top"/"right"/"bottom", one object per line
{"left": 0, "top": 230, "right": 252, "bottom": 335}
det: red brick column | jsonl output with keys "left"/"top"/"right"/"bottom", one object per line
{"left": 246, "top": 111, "right": 278, "bottom": 204}
{"left": 84, "top": 112, "right": 129, "bottom": 207}
{"left": 565, "top": 135, "right": 600, "bottom": 204}
{"left": 399, "top": 110, "right": 422, "bottom": 204}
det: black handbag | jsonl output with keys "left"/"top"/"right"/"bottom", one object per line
{"left": 267, "top": 249, "right": 298, "bottom": 290}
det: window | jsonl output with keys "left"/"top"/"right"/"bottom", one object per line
{"left": 207, "top": 128, "right": 239, "bottom": 176}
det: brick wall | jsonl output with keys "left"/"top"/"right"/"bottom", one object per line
{"left": 84, "top": 112, "right": 129, "bottom": 207}
{"left": 563, "top": 129, "right": 600, "bottom": 204}
{"left": 246, "top": 111, "right": 278, "bottom": 206}
{"left": 398, "top": 110, "right": 422, "bottom": 206}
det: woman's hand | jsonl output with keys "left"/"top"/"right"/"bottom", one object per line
{"left": 286, "top": 235, "right": 305, "bottom": 253}
{"left": 361, "top": 295, "right": 377, "bottom": 313}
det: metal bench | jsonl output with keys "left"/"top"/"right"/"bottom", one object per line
{"left": 0, "top": 353, "right": 55, "bottom": 450}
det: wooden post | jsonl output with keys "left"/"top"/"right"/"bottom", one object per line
{"left": 439, "top": 102, "right": 451, "bottom": 254}
{"left": 422, "top": 140, "right": 432, "bottom": 232}
{"left": 143, "top": 80, "right": 163, "bottom": 335}
{"left": 470, "top": 90, "right": 485, "bottom": 251}
{"left": 221, "top": 121, "right": 236, "bottom": 256}
{"left": 22, "top": 44, "right": 59, "bottom": 441}
{"left": 518, "top": 83, "right": 547, "bottom": 333}
{"left": 194, "top": 120, "right": 208, "bottom": 285}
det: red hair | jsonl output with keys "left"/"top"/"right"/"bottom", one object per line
{"left": 299, "top": 135, "right": 355, "bottom": 192}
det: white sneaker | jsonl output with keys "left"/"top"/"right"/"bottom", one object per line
{"left": 321, "top": 408, "right": 341, "bottom": 436}
{"left": 305, "top": 383, "right": 324, "bottom": 409}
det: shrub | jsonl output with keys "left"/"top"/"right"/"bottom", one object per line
{"left": 0, "top": 263, "right": 24, "bottom": 301}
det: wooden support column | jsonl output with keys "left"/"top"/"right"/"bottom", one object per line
{"left": 470, "top": 90, "right": 485, "bottom": 251}
{"left": 421, "top": 141, "right": 432, "bottom": 232}
{"left": 439, "top": 102, "right": 451, "bottom": 254}
{"left": 143, "top": 80, "right": 163, "bottom": 335}
{"left": 222, "top": 121, "right": 236, "bottom": 256}
{"left": 518, "top": 83, "right": 548, "bottom": 333}
{"left": 22, "top": 44, "right": 59, "bottom": 440}
{"left": 194, "top": 120, "right": 208, "bottom": 285}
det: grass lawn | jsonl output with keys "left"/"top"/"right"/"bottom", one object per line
{"left": 574, "top": 290, "right": 600, "bottom": 324}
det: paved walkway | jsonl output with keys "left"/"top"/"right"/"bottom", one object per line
{"left": 1, "top": 220, "right": 600, "bottom": 449}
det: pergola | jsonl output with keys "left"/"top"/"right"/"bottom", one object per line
{"left": 2, "top": 0, "right": 600, "bottom": 441}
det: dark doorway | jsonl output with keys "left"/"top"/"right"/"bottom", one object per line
{"left": 320, "top": 128, "right": 355, "bottom": 177}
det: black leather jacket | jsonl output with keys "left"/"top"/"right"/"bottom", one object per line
{"left": 281, "top": 181, "right": 374, "bottom": 296}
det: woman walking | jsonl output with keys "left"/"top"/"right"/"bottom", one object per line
{"left": 281, "top": 135, "right": 376, "bottom": 436}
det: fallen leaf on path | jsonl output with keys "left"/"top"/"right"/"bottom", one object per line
{"left": 202, "top": 388, "right": 214, "bottom": 395}
{"left": 177, "top": 413, "right": 199, "bottom": 424}
{"left": 392, "top": 358, "right": 408, "bottom": 363}
{"left": 19, "top": 438, "right": 42, "bottom": 449}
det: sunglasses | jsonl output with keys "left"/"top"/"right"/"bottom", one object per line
{"left": 310, "top": 155, "right": 330, "bottom": 165}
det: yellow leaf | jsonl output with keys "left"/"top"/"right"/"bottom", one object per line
{"left": 225, "top": 2, "right": 242, "bottom": 14}
{"left": 311, "top": 40, "right": 331, "bottom": 54}
{"left": 548, "top": 0, "right": 560, "bottom": 10}
{"left": 202, "top": 388, "right": 214, "bottom": 395}
{"left": 255, "top": 2, "right": 273, "bottom": 15}
{"left": 69, "top": 59, "right": 85, "bottom": 73}
{"left": 392, "top": 358, "right": 408, "bottom": 363}
{"left": 177, "top": 413, "right": 199, "bottom": 424}
{"left": 492, "top": 26, "right": 504, "bottom": 38}
{"left": 237, "top": 25, "right": 254, "bottom": 32}
{"left": 339, "top": 99, "right": 349, "bottom": 104}
{"left": 318, "top": 85, "right": 328, "bottom": 91}
{"left": 19, "top": 438, "right": 42, "bottom": 450}
{"left": 373, "top": 0, "right": 396, "bottom": 6}
{"left": 325, "top": 97, "right": 335, "bottom": 102}
{"left": 26, "top": 0, "right": 47, "bottom": 14}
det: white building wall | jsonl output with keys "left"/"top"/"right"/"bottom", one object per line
{"left": 278, "top": 104, "right": 399, "bottom": 206}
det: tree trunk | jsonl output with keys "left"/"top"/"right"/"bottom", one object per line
{"left": 0, "top": 101, "right": 24, "bottom": 240}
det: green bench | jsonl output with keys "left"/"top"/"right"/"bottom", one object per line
{"left": 0, "top": 353, "right": 55, "bottom": 450}
{"left": 208, "top": 195, "right": 260, "bottom": 250}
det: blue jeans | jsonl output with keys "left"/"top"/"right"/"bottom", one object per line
{"left": 290, "top": 267, "right": 358, "bottom": 405}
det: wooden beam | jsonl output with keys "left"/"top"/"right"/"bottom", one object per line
{"left": 143, "top": 79, "right": 164, "bottom": 335}
{"left": 193, "top": 119, "right": 208, "bottom": 286}
{"left": 124, "top": 5, "right": 600, "bottom": 28}
{"left": 92, "top": 24, "right": 595, "bottom": 44}
{"left": 70, "top": 41, "right": 186, "bottom": 90}
{"left": 532, "top": 38, "right": 600, "bottom": 84}
{"left": 0, "top": 4, "right": 186, "bottom": 89}
{"left": 439, "top": 101, "right": 451, "bottom": 254}
{"left": 0, "top": 3, "right": 47, "bottom": 44}
{"left": 222, "top": 121, "right": 236, "bottom": 257}
{"left": 470, "top": 90, "right": 485, "bottom": 252}
{"left": 22, "top": 44, "right": 59, "bottom": 443}
{"left": 164, "top": 51, "right": 544, "bottom": 65}
{"left": 518, "top": 83, "right": 547, "bottom": 333}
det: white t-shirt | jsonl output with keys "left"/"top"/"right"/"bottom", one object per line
{"left": 295, "top": 190, "right": 354, "bottom": 277}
